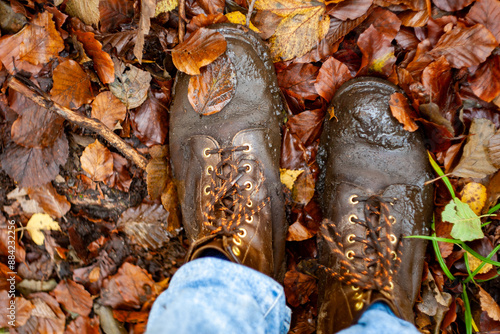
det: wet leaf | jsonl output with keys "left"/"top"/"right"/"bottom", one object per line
{"left": 327, "top": 0, "right": 372, "bottom": 20}
{"left": 429, "top": 24, "right": 497, "bottom": 69}
{"left": 91, "top": 91, "right": 127, "bottom": 129}
{"left": 156, "top": 0, "right": 178, "bottom": 16}
{"left": 99, "top": 0, "right": 134, "bottom": 32}
{"left": 419, "top": 102, "right": 454, "bottom": 136}
{"left": 314, "top": 56, "right": 352, "bottom": 102}
{"left": 146, "top": 145, "right": 169, "bottom": 200}
{"left": 27, "top": 183, "right": 71, "bottom": 219}
{"left": 489, "top": 130, "right": 500, "bottom": 168}
{"left": 27, "top": 292, "right": 66, "bottom": 334}
{"left": 257, "top": 0, "right": 330, "bottom": 61}
{"left": 80, "top": 140, "right": 114, "bottom": 182}
{"left": 460, "top": 182, "right": 487, "bottom": 215}
{"left": 53, "top": 279, "right": 93, "bottom": 316}
{"left": 433, "top": 0, "right": 474, "bottom": 11}
{"left": 130, "top": 88, "right": 169, "bottom": 146}
{"left": 186, "top": 13, "right": 229, "bottom": 32}
{"left": 74, "top": 30, "right": 115, "bottom": 84}
{"left": 435, "top": 220, "right": 454, "bottom": 258}
{"left": 117, "top": 203, "right": 172, "bottom": 249}
{"left": 171, "top": 27, "right": 227, "bottom": 75}
{"left": 284, "top": 268, "right": 317, "bottom": 307}
{"left": 469, "top": 55, "right": 500, "bottom": 103}
{"left": 26, "top": 213, "right": 61, "bottom": 245}
{"left": 389, "top": 92, "right": 418, "bottom": 132}
{"left": 452, "top": 118, "right": 497, "bottom": 179}
{"left": 442, "top": 198, "right": 484, "bottom": 242}
{"left": 101, "top": 262, "right": 158, "bottom": 309}
{"left": 134, "top": 0, "right": 155, "bottom": 63}
{"left": 466, "top": 0, "right": 500, "bottom": 44}
{"left": 278, "top": 63, "right": 320, "bottom": 103}
{"left": 188, "top": 54, "right": 237, "bottom": 115}
{"left": 280, "top": 169, "right": 304, "bottom": 190}
{"left": 478, "top": 286, "right": 500, "bottom": 321}
{"left": 50, "top": 59, "right": 94, "bottom": 109}
{"left": 65, "top": 316, "right": 100, "bottom": 334}
{"left": 226, "top": 11, "right": 260, "bottom": 32}
{"left": 109, "top": 60, "right": 152, "bottom": 109}
{"left": 65, "top": 0, "right": 100, "bottom": 25}
{"left": 422, "top": 56, "right": 452, "bottom": 108}
{"left": 286, "top": 109, "right": 324, "bottom": 146}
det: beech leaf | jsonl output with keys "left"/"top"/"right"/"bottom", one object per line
{"left": 91, "top": 91, "right": 127, "bottom": 130}
{"left": 99, "top": 0, "right": 135, "bottom": 32}
{"left": 433, "top": 0, "right": 474, "bottom": 11}
{"left": 389, "top": 92, "right": 418, "bottom": 132}
{"left": 469, "top": 55, "right": 500, "bottom": 103}
{"left": 171, "top": 28, "right": 227, "bottom": 75}
{"left": 28, "top": 293, "right": 65, "bottom": 334}
{"left": 26, "top": 213, "right": 61, "bottom": 245}
{"left": 53, "top": 279, "right": 93, "bottom": 316}
{"left": 280, "top": 169, "right": 304, "bottom": 190}
{"left": 80, "top": 140, "right": 114, "bottom": 182}
{"left": 478, "top": 286, "right": 500, "bottom": 321}
{"left": 442, "top": 198, "right": 484, "bottom": 242}
{"left": 466, "top": 0, "right": 500, "bottom": 44}
{"left": 130, "top": 89, "right": 169, "bottom": 146}
{"left": 146, "top": 145, "right": 169, "bottom": 200}
{"left": 460, "top": 182, "right": 487, "bottom": 215}
{"left": 188, "top": 54, "right": 237, "bottom": 115}
{"left": 134, "top": 0, "right": 155, "bottom": 63}
{"left": 327, "top": 0, "right": 372, "bottom": 21}
{"left": 314, "top": 56, "right": 352, "bottom": 102}
{"left": 488, "top": 130, "right": 500, "bottom": 168}
{"left": 109, "top": 60, "right": 152, "bottom": 109}
{"left": 65, "top": 0, "right": 99, "bottom": 25}
{"left": 74, "top": 30, "right": 115, "bottom": 84}
{"left": 50, "top": 59, "right": 94, "bottom": 109}
{"left": 27, "top": 183, "right": 71, "bottom": 219}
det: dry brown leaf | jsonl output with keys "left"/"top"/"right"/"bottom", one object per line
{"left": 65, "top": 316, "right": 100, "bottom": 334}
{"left": 53, "top": 279, "right": 93, "bottom": 316}
{"left": 398, "top": 7, "right": 429, "bottom": 27}
{"left": 109, "top": 60, "right": 152, "bottom": 109}
{"left": 466, "top": 0, "right": 500, "bottom": 44}
{"left": 74, "top": 30, "right": 115, "bottom": 84}
{"left": 91, "top": 91, "right": 127, "bottom": 129}
{"left": 188, "top": 54, "right": 237, "bottom": 115}
{"left": 389, "top": 92, "right": 418, "bottom": 132}
{"left": 327, "top": 0, "right": 372, "bottom": 20}
{"left": 171, "top": 28, "right": 227, "bottom": 75}
{"left": 50, "top": 59, "right": 94, "bottom": 109}
{"left": 0, "top": 220, "right": 26, "bottom": 262}
{"left": 99, "top": 0, "right": 134, "bottom": 33}
{"left": 433, "top": 0, "right": 474, "bottom": 11}
{"left": 469, "top": 55, "right": 500, "bottom": 103}
{"left": 146, "top": 145, "right": 169, "bottom": 200}
{"left": 287, "top": 221, "right": 315, "bottom": 241}
{"left": 80, "top": 140, "right": 114, "bottom": 182}
{"left": 314, "top": 56, "right": 352, "bottom": 102}
{"left": 479, "top": 286, "right": 500, "bottom": 321}
{"left": 429, "top": 24, "right": 497, "bottom": 69}
{"left": 27, "top": 292, "right": 66, "bottom": 334}
{"left": 489, "top": 129, "right": 500, "bottom": 168}
{"left": 284, "top": 268, "right": 317, "bottom": 307}
{"left": 27, "top": 183, "right": 71, "bottom": 219}
{"left": 130, "top": 88, "right": 169, "bottom": 146}
{"left": 0, "top": 291, "right": 34, "bottom": 328}
{"left": 161, "top": 181, "right": 182, "bottom": 236}
{"left": 186, "top": 13, "right": 229, "bottom": 33}
{"left": 197, "top": 0, "right": 225, "bottom": 14}
{"left": 134, "top": 0, "right": 155, "bottom": 63}
{"left": 65, "top": 0, "right": 100, "bottom": 25}
{"left": 292, "top": 171, "right": 315, "bottom": 205}
{"left": 107, "top": 153, "right": 133, "bottom": 192}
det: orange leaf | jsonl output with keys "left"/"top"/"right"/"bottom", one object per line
{"left": 74, "top": 30, "right": 115, "bottom": 84}
{"left": 287, "top": 221, "right": 315, "bottom": 241}
{"left": 99, "top": 0, "right": 134, "bottom": 33}
{"left": 187, "top": 54, "right": 236, "bottom": 115}
{"left": 171, "top": 27, "right": 227, "bottom": 75}
{"left": 27, "top": 183, "right": 71, "bottom": 218}
{"left": 91, "top": 91, "right": 127, "bottom": 129}
{"left": 466, "top": 0, "right": 500, "bottom": 44}
{"left": 0, "top": 291, "right": 34, "bottom": 328}
{"left": 469, "top": 55, "right": 500, "bottom": 103}
{"left": 146, "top": 145, "right": 169, "bottom": 200}
{"left": 27, "top": 292, "right": 65, "bottom": 334}
{"left": 50, "top": 59, "right": 94, "bottom": 109}
{"left": 53, "top": 279, "right": 93, "bottom": 316}
{"left": 80, "top": 140, "right": 114, "bottom": 182}
{"left": 479, "top": 286, "right": 500, "bottom": 321}
{"left": 284, "top": 268, "right": 317, "bottom": 307}
{"left": 66, "top": 316, "right": 100, "bottom": 334}
{"left": 389, "top": 92, "right": 418, "bottom": 132}
{"left": 314, "top": 56, "right": 352, "bottom": 102}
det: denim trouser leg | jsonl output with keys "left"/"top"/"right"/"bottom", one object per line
{"left": 146, "top": 257, "right": 291, "bottom": 334}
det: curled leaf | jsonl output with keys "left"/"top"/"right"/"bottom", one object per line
{"left": 389, "top": 92, "right": 418, "bottom": 132}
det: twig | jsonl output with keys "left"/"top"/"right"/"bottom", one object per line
{"left": 178, "top": 0, "right": 185, "bottom": 42}
{"left": 7, "top": 77, "right": 148, "bottom": 171}
{"left": 246, "top": 0, "right": 257, "bottom": 28}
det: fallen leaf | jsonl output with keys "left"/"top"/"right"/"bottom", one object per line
{"left": 292, "top": 170, "right": 315, "bottom": 205}
{"left": 314, "top": 56, "right": 352, "bottom": 102}
{"left": 278, "top": 62, "right": 320, "bottom": 104}
{"left": 389, "top": 92, "right": 418, "bottom": 132}
{"left": 284, "top": 268, "right": 317, "bottom": 307}
{"left": 146, "top": 145, "right": 169, "bottom": 200}
{"left": 286, "top": 109, "right": 324, "bottom": 146}
{"left": 466, "top": 0, "right": 500, "bottom": 44}
{"left": 27, "top": 292, "right": 66, "bottom": 334}
{"left": 74, "top": 30, "right": 115, "bottom": 84}
{"left": 65, "top": 0, "right": 100, "bottom": 25}
{"left": 101, "top": 262, "right": 158, "bottom": 309}
{"left": 327, "top": 0, "right": 372, "bottom": 20}
{"left": 422, "top": 56, "right": 452, "bottom": 108}
{"left": 53, "top": 279, "right": 93, "bottom": 316}
{"left": 442, "top": 198, "right": 484, "bottom": 242}
{"left": 466, "top": 252, "right": 493, "bottom": 274}
{"left": 419, "top": 102, "right": 454, "bottom": 136}
{"left": 113, "top": 309, "right": 149, "bottom": 323}
{"left": 252, "top": 10, "right": 283, "bottom": 39}
{"left": 186, "top": 13, "right": 228, "bottom": 32}
{"left": 26, "top": 213, "right": 61, "bottom": 246}
{"left": 130, "top": 88, "right": 169, "bottom": 146}
{"left": 107, "top": 153, "right": 133, "bottom": 192}
{"left": 197, "top": 0, "right": 225, "bottom": 14}
{"left": 488, "top": 129, "right": 500, "bottom": 168}
{"left": 478, "top": 286, "right": 500, "bottom": 321}
{"left": 452, "top": 118, "right": 497, "bottom": 179}
{"left": 357, "top": 24, "right": 399, "bottom": 76}
{"left": 469, "top": 55, "right": 500, "bottom": 103}
{"left": 287, "top": 221, "right": 315, "bottom": 241}
{"left": 156, "top": 0, "right": 178, "bottom": 16}
{"left": 65, "top": 316, "right": 100, "bottom": 334}
{"left": 80, "top": 140, "right": 114, "bottom": 182}
{"left": 109, "top": 60, "right": 152, "bottom": 109}
{"left": 100, "top": 31, "right": 137, "bottom": 56}
{"left": 0, "top": 220, "right": 26, "bottom": 262}
{"left": 160, "top": 181, "right": 182, "bottom": 236}
{"left": 416, "top": 271, "right": 452, "bottom": 316}
{"left": 99, "top": 0, "right": 134, "bottom": 32}
{"left": 398, "top": 6, "right": 429, "bottom": 27}
{"left": 117, "top": 203, "right": 172, "bottom": 249}
{"left": 429, "top": 24, "right": 497, "bottom": 69}
{"left": 0, "top": 291, "right": 34, "bottom": 328}
{"left": 171, "top": 27, "right": 227, "bottom": 75}
{"left": 433, "top": 0, "right": 474, "bottom": 11}
{"left": 225, "top": 11, "right": 260, "bottom": 33}
{"left": 257, "top": 0, "right": 330, "bottom": 61}
{"left": 435, "top": 220, "right": 454, "bottom": 258}
{"left": 188, "top": 54, "right": 237, "bottom": 115}
{"left": 91, "top": 91, "right": 127, "bottom": 129}
{"left": 280, "top": 169, "right": 304, "bottom": 190}
{"left": 460, "top": 182, "right": 487, "bottom": 215}
{"left": 134, "top": 0, "right": 155, "bottom": 63}
{"left": 50, "top": 59, "right": 94, "bottom": 109}
{"left": 27, "top": 183, "right": 71, "bottom": 218}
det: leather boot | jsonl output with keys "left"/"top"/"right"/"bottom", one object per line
{"left": 316, "top": 77, "right": 434, "bottom": 332}
{"left": 169, "top": 24, "right": 287, "bottom": 280}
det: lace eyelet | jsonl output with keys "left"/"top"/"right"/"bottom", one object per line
{"left": 233, "top": 235, "right": 242, "bottom": 245}
{"left": 243, "top": 144, "right": 252, "bottom": 152}
{"left": 203, "top": 148, "right": 211, "bottom": 157}
{"left": 232, "top": 245, "right": 241, "bottom": 256}
{"left": 391, "top": 251, "right": 397, "bottom": 260}
{"left": 243, "top": 163, "right": 252, "bottom": 172}
{"left": 245, "top": 216, "right": 254, "bottom": 223}
{"left": 388, "top": 215, "right": 396, "bottom": 224}
{"left": 349, "top": 195, "right": 359, "bottom": 204}
{"left": 206, "top": 166, "right": 213, "bottom": 175}
{"left": 355, "top": 301, "right": 364, "bottom": 311}
{"left": 346, "top": 250, "right": 355, "bottom": 260}
{"left": 389, "top": 234, "right": 397, "bottom": 244}
{"left": 389, "top": 281, "right": 394, "bottom": 290}
{"left": 244, "top": 181, "right": 253, "bottom": 191}
{"left": 351, "top": 286, "right": 360, "bottom": 291}
{"left": 353, "top": 292, "right": 363, "bottom": 300}
{"left": 246, "top": 200, "right": 253, "bottom": 208}
{"left": 348, "top": 214, "right": 358, "bottom": 224}
{"left": 347, "top": 234, "right": 356, "bottom": 243}
{"left": 238, "top": 228, "right": 247, "bottom": 238}
{"left": 203, "top": 186, "right": 210, "bottom": 195}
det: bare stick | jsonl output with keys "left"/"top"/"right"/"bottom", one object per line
{"left": 7, "top": 77, "right": 148, "bottom": 171}
{"left": 178, "top": 0, "right": 185, "bottom": 42}
{"left": 246, "top": 0, "right": 256, "bottom": 28}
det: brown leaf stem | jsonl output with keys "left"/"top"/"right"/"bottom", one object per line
{"left": 7, "top": 77, "right": 148, "bottom": 171}
{"left": 246, "top": 0, "right": 257, "bottom": 27}
{"left": 179, "top": 0, "right": 186, "bottom": 42}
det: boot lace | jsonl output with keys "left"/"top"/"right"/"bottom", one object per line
{"left": 202, "top": 145, "right": 269, "bottom": 238}
{"left": 319, "top": 195, "right": 402, "bottom": 292}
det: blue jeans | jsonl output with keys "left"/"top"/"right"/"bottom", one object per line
{"left": 146, "top": 257, "right": 420, "bottom": 334}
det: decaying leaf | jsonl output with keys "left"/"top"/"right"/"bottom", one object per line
{"left": 416, "top": 271, "right": 452, "bottom": 317}
{"left": 489, "top": 129, "right": 500, "bottom": 168}
{"left": 442, "top": 198, "right": 484, "bottom": 242}
{"left": 225, "top": 12, "right": 260, "bottom": 33}
{"left": 0, "top": 291, "right": 34, "bottom": 328}
{"left": 134, "top": 0, "right": 155, "bottom": 63}
{"left": 28, "top": 292, "right": 66, "bottom": 334}
{"left": 27, "top": 183, "right": 71, "bottom": 219}
{"left": 452, "top": 118, "right": 497, "bottom": 179}
{"left": 466, "top": 0, "right": 500, "bottom": 44}
{"left": 146, "top": 145, "right": 169, "bottom": 200}
{"left": 108, "top": 153, "right": 133, "bottom": 192}
{"left": 460, "top": 182, "right": 487, "bottom": 215}
{"left": 50, "top": 59, "right": 94, "bottom": 109}
{"left": 171, "top": 27, "right": 227, "bottom": 75}
{"left": 65, "top": 316, "right": 100, "bottom": 334}
{"left": 74, "top": 30, "right": 115, "bottom": 84}
{"left": 65, "top": 0, "right": 100, "bottom": 25}
{"left": 469, "top": 55, "right": 500, "bottom": 103}
{"left": 109, "top": 60, "right": 152, "bottom": 109}
{"left": 389, "top": 92, "right": 418, "bottom": 132}
{"left": 292, "top": 171, "right": 315, "bottom": 205}
{"left": 314, "top": 56, "right": 352, "bottom": 102}
{"left": 80, "top": 140, "right": 114, "bottom": 182}
{"left": 156, "top": 0, "right": 178, "bottom": 16}
{"left": 287, "top": 221, "right": 315, "bottom": 241}
{"left": 160, "top": 182, "right": 182, "bottom": 236}
{"left": 0, "top": 219, "right": 26, "bottom": 263}
{"left": 53, "top": 279, "right": 93, "bottom": 316}
{"left": 478, "top": 286, "right": 500, "bottom": 321}
{"left": 26, "top": 213, "right": 61, "bottom": 246}
{"left": 433, "top": 0, "right": 474, "bottom": 11}
{"left": 280, "top": 169, "right": 304, "bottom": 190}
{"left": 188, "top": 54, "right": 237, "bottom": 115}
{"left": 466, "top": 252, "right": 493, "bottom": 274}
{"left": 358, "top": 24, "right": 398, "bottom": 76}
{"left": 99, "top": 0, "right": 135, "bottom": 32}
{"left": 284, "top": 268, "right": 317, "bottom": 307}
{"left": 91, "top": 91, "right": 127, "bottom": 129}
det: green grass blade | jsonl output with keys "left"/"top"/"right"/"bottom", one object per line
{"left": 427, "top": 152, "right": 456, "bottom": 199}
{"left": 488, "top": 202, "right": 500, "bottom": 214}
{"left": 462, "top": 284, "right": 473, "bottom": 334}
{"left": 431, "top": 219, "right": 455, "bottom": 280}
{"left": 464, "top": 244, "right": 500, "bottom": 284}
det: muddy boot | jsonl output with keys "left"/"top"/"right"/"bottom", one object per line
{"left": 316, "top": 77, "right": 434, "bottom": 332}
{"left": 169, "top": 24, "right": 287, "bottom": 280}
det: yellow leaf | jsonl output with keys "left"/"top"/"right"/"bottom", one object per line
{"left": 328, "top": 105, "right": 337, "bottom": 121}
{"left": 225, "top": 12, "right": 261, "bottom": 33}
{"left": 65, "top": 0, "right": 99, "bottom": 26}
{"left": 460, "top": 182, "right": 487, "bottom": 215}
{"left": 26, "top": 213, "right": 61, "bottom": 245}
{"left": 280, "top": 169, "right": 304, "bottom": 190}
{"left": 466, "top": 252, "right": 493, "bottom": 274}
{"left": 155, "top": 0, "right": 178, "bottom": 16}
